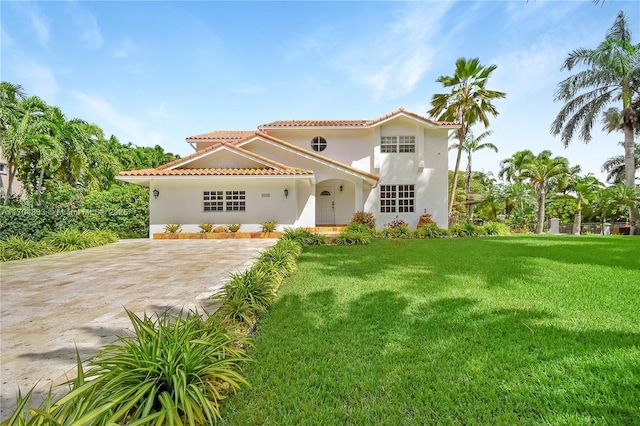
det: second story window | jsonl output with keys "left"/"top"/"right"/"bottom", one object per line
{"left": 381, "top": 136, "right": 415, "bottom": 153}
{"left": 311, "top": 136, "right": 327, "bottom": 152}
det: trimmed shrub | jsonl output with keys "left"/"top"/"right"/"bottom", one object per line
{"left": 350, "top": 211, "right": 375, "bottom": 229}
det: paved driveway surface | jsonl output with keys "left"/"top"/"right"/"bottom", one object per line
{"left": 0, "top": 238, "right": 275, "bottom": 419}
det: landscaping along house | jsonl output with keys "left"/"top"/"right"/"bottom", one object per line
{"left": 117, "top": 108, "right": 459, "bottom": 237}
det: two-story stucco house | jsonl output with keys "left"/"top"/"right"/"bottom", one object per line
{"left": 118, "top": 108, "right": 459, "bottom": 236}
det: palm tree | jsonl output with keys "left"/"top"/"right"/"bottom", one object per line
{"left": 551, "top": 11, "right": 640, "bottom": 234}
{"left": 568, "top": 174, "right": 604, "bottom": 234}
{"left": 449, "top": 130, "right": 498, "bottom": 218}
{"left": 1, "top": 96, "right": 48, "bottom": 203}
{"left": 428, "top": 57, "right": 506, "bottom": 216}
{"left": 520, "top": 151, "right": 570, "bottom": 234}
{"left": 498, "top": 149, "right": 536, "bottom": 183}
{"left": 601, "top": 142, "right": 640, "bottom": 184}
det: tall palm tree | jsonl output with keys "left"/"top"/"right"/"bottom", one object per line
{"left": 428, "top": 57, "right": 506, "bottom": 215}
{"left": 551, "top": 11, "right": 640, "bottom": 234}
{"left": 449, "top": 130, "right": 498, "bottom": 218}
{"left": 520, "top": 151, "right": 570, "bottom": 234}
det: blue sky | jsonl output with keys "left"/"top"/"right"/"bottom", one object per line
{"left": 2, "top": 1, "right": 639, "bottom": 183}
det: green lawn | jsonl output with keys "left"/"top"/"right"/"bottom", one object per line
{"left": 221, "top": 236, "right": 640, "bottom": 425}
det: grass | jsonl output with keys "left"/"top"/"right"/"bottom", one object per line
{"left": 220, "top": 235, "right": 640, "bottom": 425}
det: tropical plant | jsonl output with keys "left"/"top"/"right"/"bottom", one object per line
{"left": 551, "top": 11, "right": 640, "bottom": 234}
{"left": 428, "top": 57, "right": 506, "bottom": 214}
{"left": 335, "top": 230, "right": 371, "bottom": 245}
{"left": 449, "top": 129, "right": 499, "bottom": 218}
{"left": 280, "top": 227, "right": 327, "bottom": 246}
{"left": 0, "top": 236, "right": 50, "bottom": 261}
{"left": 44, "top": 229, "right": 94, "bottom": 251}
{"left": 216, "top": 268, "right": 277, "bottom": 314}
{"left": 227, "top": 223, "right": 241, "bottom": 233}
{"left": 346, "top": 222, "right": 373, "bottom": 234}
{"left": 519, "top": 151, "right": 571, "bottom": 233}
{"left": 415, "top": 223, "right": 450, "bottom": 239}
{"left": 482, "top": 221, "right": 511, "bottom": 236}
{"left": 199, "top": 223, "right": 214, "bottom": 233}
{"left": 449, "top": 221, "right": 483, "bottom": 237}
{"left": 498, "top": 149, "right": 536, "bottom": 183}
{"left": 350, "top": 211, "right": 376, "bottom": 229}
{"left": 568, "top": 174, "right": 604, "bottom": 234}
{"left": 261, "top": 221, "right": 278, "bottom": 233}
{"left": 164, "top": 223, "right": 182, "bottom": 233}
{"left": 601, "top": 142, "right": 640, "bottom": 184}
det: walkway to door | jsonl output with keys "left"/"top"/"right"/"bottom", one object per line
{"left": 0, "top": 238, "right": 275, "bottom": 420}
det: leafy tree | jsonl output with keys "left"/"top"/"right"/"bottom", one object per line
{"left": 551, "top": 11, "right": 640, "bottom": 234}
{"left": 449, "top": 130, "right": 498, "bottom": 219}
{"left": 428, "top": 57, "right": 506, "bottom": 216}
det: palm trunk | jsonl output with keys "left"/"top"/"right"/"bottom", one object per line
{"left": 573, "top": 201, "right": 582, "bottom": 235}
{"left": 536, "top": 187, "right": 546, "bottom": 234}
{"left": 465, "top": 153, "right": 473, "bottom": 219}
{"left": 4, "top": 164, "right": 16, "bottom": 205}
{"left": 622, "top": 119, "right": 638, "bottom": 235}
{"left": 449, "top": 140, "right": 464, "bottom": 219}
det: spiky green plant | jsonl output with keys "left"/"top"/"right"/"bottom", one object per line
{"left": 0, "top": 237, "right": 50, "bottom": 261}
{"left": 90, "top": 230, "right": 119, "bottom": 245}
{"left": 216, "top": 268, "right": 277, "bottom": 311}
{"left": 482, "top": 221, "right": 510, "bottom": 236}
{"left": 256, "top": 244, "right": 298, "bottom": 277}
{"left": 261, "top": 221, "right": 278, "bottom": 233}
{"left": 164, "top": 224, "right": 182, "bottom": 233}
{"left": 227, "top": 224, "right": 241, "bottom": 233}
{"left": 335, "top": 230, "right": 371, "bottom": 245}
{"left": 415, "top": 223, "right": 450, "bottom": 239}
{"left": 44, "top": 229, "right": 94, "bottom": 251}
{"left": 280, "top": 228, "right": 326, "bottom": 247}
{"left": 78, "top": 309, "right": 249, "bottom": 425}
{"left": 199, "top": 223, "right": 214, "bottom": 233}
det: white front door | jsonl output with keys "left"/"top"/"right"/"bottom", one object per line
{"left": 317, "top": 187, "right": 335, "bottom": 225}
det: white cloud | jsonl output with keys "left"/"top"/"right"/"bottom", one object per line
{"left": 70, "top": 91, "right": 167, "bottom": 147}
{"left": 27, "top": 6, "right": 50, "bottom": 47}
{"left": 12, "top": 61, "right": 58, "bottom": 103}
{"left": 113, "top": 40, "right": 136, "bottom": 59}
{"left": 68, "top": 4, "right": 103, "bottom": 49}
{"left": 336, "top": 2, "right": 453, "bottom": 101}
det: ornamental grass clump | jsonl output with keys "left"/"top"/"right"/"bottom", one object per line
{"left": 261, "top": 221, "right": 278, "bottom": 233}
{"left": 0, "top": 236, "right": 51, "bottom": 261}
{"left": 335, "top": 230, "right": 371, "bottom": 245}
{"left": 415, "top": 223, "right": 450, "bottom": 239}
{"left": 482, "top": 221, "right": 510, "bottom": 236}
{"left": 44, "top": 229, "right": 95, "bottom": 251}
{"left": 281, "top": 227, "right": 327, "bottom": 247}
{"left": 83, "top": 309, "right": 249, "bottom": 425}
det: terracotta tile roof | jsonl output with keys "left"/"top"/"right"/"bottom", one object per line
{"left": 259, "top": 119, "right": 369, "bottom": 129}
{"left": 186, "top": 130, "right": 255, "bottom": 141}
{"left": 251, "top": 131, "right": 379, "bottom": 182}
{"left": 257, "top": 108, "right": 459, "bottom": 129}
{"left": 119, "top": 167, "right": 313, "bottom": 177}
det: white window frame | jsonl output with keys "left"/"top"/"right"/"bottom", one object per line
{"left": 380, "top": 184, "right": 415, "bottom": 213}
{"left": 203, "top": 190, "right": 246, "bottom": 212}
{"left": 380, "top": 136, "right": 415, "bottom": 153}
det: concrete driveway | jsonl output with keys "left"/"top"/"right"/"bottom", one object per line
{"left": 0, "top": 238, "right": 275, "bottom": 419}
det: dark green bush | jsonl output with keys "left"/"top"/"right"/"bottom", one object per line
{"left": 346, "top": 222, "right": 373, "bottom": 234}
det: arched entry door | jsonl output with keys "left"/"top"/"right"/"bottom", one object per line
{"left": 317, "top": 187, "right": 335, "bottom": 225}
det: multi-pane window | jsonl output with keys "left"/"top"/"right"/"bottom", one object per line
{"left": 380, "top": 136, "right": 415, "bottom": 153}
{"left": 203, "top": 190, "right": 245, "bottom": 212}
{"left": 225, "top": 190, "right": 246, "bottom": 211}
{"left": 380, "top": 184, "right": 415, "bottom": 213}
{"left": 203, "top": 191, "right": 224, "bottom": 212}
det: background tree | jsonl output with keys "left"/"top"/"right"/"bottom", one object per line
{"left": 498, "top": 149, "right": 535, "bottom": 183}
{"left": 449, "top": 129, "right": 498, "bottom": 219}
{"left": 551, "top": 10, "right": 640, "bottom": 233}
{"left": 519, "top": 151, "right": 571, "bottom": 233}
{"left": 428, "top": 57, "right": 506, "bottom": 216}
{"left": 568, "top": 174, "right": 604, "bottom": 234}
{"left": 601, "top": 142, "right": 639, "bottom": 184}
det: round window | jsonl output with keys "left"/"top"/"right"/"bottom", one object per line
{"left": 311, "top": 136, "right": 327, "bottom": 152}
